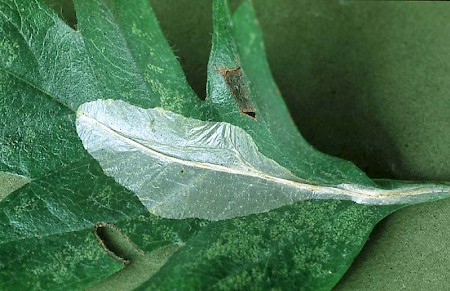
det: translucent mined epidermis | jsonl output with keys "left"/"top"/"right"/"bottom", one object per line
{"left": 76, "top": 100, "right": 450, "bottom": 220}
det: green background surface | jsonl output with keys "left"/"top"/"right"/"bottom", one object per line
{"left": 47, "top": 0, "right": 450, "bottom": 289}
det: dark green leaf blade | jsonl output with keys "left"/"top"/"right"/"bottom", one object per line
{"left": 138, "top": 200, "right": 399, "bottom": 290}
{"left": 73, "top": 0, "right": 206, "bottom": 117}
{"left": 0, "top": 0, "right": 100, "bottom": 110}
{"left": 0, "top": 228, "right": 122, "bottom": 290}
{"left": 0, "top": 159, "right": 204, "bottom": 290}
{"left": 0, "top": 0, "right": 102, "bottom": 178}
{"left": 0, "top": 70, "right": 87, "bottom": 177}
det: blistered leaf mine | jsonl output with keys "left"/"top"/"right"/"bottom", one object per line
{"left": 76, "top": 99, "right": 450, "bottom": 221}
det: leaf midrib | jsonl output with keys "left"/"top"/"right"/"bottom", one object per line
{"left": 78, "top": 111, "right": 450, "bottom": 204}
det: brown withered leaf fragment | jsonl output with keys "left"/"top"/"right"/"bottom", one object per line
{"left": 218, "top": 67, "right": 256, "bottom": 118}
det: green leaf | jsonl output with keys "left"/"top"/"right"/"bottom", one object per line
{"left": 72, "top": 0, "right": 207, "bottom": 116}
{"left": 0, "top": 0, "right": 448, "bottom": 290}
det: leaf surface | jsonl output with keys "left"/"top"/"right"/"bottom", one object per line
{"left": 0, "top": 0, "right": 448, "bottom": 290}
